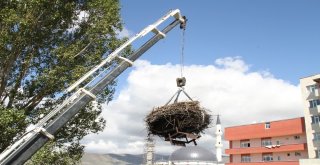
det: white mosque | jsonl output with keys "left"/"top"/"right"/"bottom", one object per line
{"left": 154, "top": 116, "right": 225, "bottom": 165}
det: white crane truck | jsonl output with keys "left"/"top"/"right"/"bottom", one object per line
{"left": 0, "top": 9, "right": 187, "bottom": 165}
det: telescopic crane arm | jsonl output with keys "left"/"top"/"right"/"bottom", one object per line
{"left": 0, "top": 9, "right": 186, "bottom": 165}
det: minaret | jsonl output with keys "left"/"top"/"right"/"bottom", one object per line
{"left": 215, "top": 115, "right": 223, "bottom": 162}
{"left": 144, "top": 135, "right": 154, "bottom": 165}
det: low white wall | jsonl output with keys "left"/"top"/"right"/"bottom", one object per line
{"left": 299, "top": 159, "right": 320, "bottom": 165}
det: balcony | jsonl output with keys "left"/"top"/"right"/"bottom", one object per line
{"left": 312, "top": 123, "right": 320, "bottom": 132}
{"left": 306, "top": 89, "right": 320, "bottom": 100}
{"left": 313, "top": 139, "right": 320, "bottom": 147}
{"left": 225, "top": 143, "right": 306, "bottom": 155}
{"left": 226, "top": 161, "right": 299, "bottom": 165}
{"left": 309, "top": 106, "right": 320, "bottom": 115}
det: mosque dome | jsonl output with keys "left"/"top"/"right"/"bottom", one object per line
{"left": 169, "top": 146, "right": 217, "bottom": 162}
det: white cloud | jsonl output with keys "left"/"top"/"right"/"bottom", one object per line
{"left": 82, "top": 57, "right": 303, "bottom": 155}
{"left": 117, "top": 27, "right": 133, "bottom": 38}
{"left": 215, "top": 56, "right": 249, "bottom": 72}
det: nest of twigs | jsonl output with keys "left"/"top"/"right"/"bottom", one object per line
{"left": 145, "top": 101, "right": 211, "bottom": 138}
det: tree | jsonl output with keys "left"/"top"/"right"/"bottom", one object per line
{"left": 0, "top": 0, "right": 129, "bottom": 163}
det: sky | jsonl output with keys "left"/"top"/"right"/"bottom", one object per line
{"left": 81, "top": 0, "right": 320, "bottom": 156}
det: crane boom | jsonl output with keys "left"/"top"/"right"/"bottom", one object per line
{"left": 0, "top": 9, "right": 186, "bottom": 165}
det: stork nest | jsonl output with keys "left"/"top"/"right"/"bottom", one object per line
{"left": 145, "top": 101, "right": 211, "bottom": 138}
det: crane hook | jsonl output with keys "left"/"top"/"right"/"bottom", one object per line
{"left": 176, "top": 77, "right": 186, "bottom": 87}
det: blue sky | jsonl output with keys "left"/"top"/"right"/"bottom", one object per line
{"left": 119, "top": 0, "right": 320, "bottom": 85}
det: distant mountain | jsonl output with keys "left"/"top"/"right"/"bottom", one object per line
{"left": 80, "top": 153, "right": 169, "bottom": 165}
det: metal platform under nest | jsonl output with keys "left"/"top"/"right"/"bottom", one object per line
{"left": 165, "top": 127, "right": 201, "bottom": 146}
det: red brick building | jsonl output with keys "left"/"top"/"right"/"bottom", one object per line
{"left": 225, "top": 117, "right": 308, "bottom": 165}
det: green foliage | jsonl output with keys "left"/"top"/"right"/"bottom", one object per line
{"left": 0, "top": 0, "right": 129, "bottom": 163}
{"left": 0, "top": 106, "right": 27, "bottom": 151}
{"left": 25, "top": 142, "right": 84, "bottom": 165}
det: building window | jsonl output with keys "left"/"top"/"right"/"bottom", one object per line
{"left": 311, "top": 115, "right": 320, "bottom": 124}
{"left": 276, "top": 140, "right": 280, "bottom": 145}
{"left": 307, "top": 85, "right": 318, "bottom": 93}
{"left": 317, "top": 150, "right": 320, "bottom": 158}
{"left": 241, "top": 154, "right": 251, "bottom": 162}
{"left": 240, "top": 140, "right": 250, "bottom": 148}
{"left": 295, "top": 152, "right": 301, "bottom": 156}
{"left": 277, "top": 156, "right": 281, "bottom": 161}
{"left": 309, "top": 99, "right": 320, "bottom": 108}
{"left": 262, "top": 153, "right": 273, "bottom": 162}
{"left": 265, "top": 122, "right": 271, "bottom": 129}
{"left": 261, "top": 138, "right": 272, "bottom": 146}
{"left": 294, "top": 135, "right": 300, "bottom": 140}
{"left": 314, "top": 133, "right": 320, "bottom": 141}
{"left": 287, "top": 153, "right": 290, "bottom": 156}
{"left": 307, "top": 85, "right": 317, "bottom": 93}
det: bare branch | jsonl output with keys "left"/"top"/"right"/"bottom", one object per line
{"left": 73, "top": 42, "right": 92, "bottom": 58}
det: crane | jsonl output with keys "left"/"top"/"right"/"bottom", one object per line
{"left": 0, "top": 9, "right": 186, "bottom": 165}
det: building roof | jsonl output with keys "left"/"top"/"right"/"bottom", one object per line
{"left": 224, "top": 117, "right": 305, "bottom": 140}
{"left": 169, "top": 146, "right": 217, "bottom": 162}
{"left": 216, "top": 115, "right": 221, "bottom": 125}
{"left": 299, "top": 73, "right": 320, "bottom": 80}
